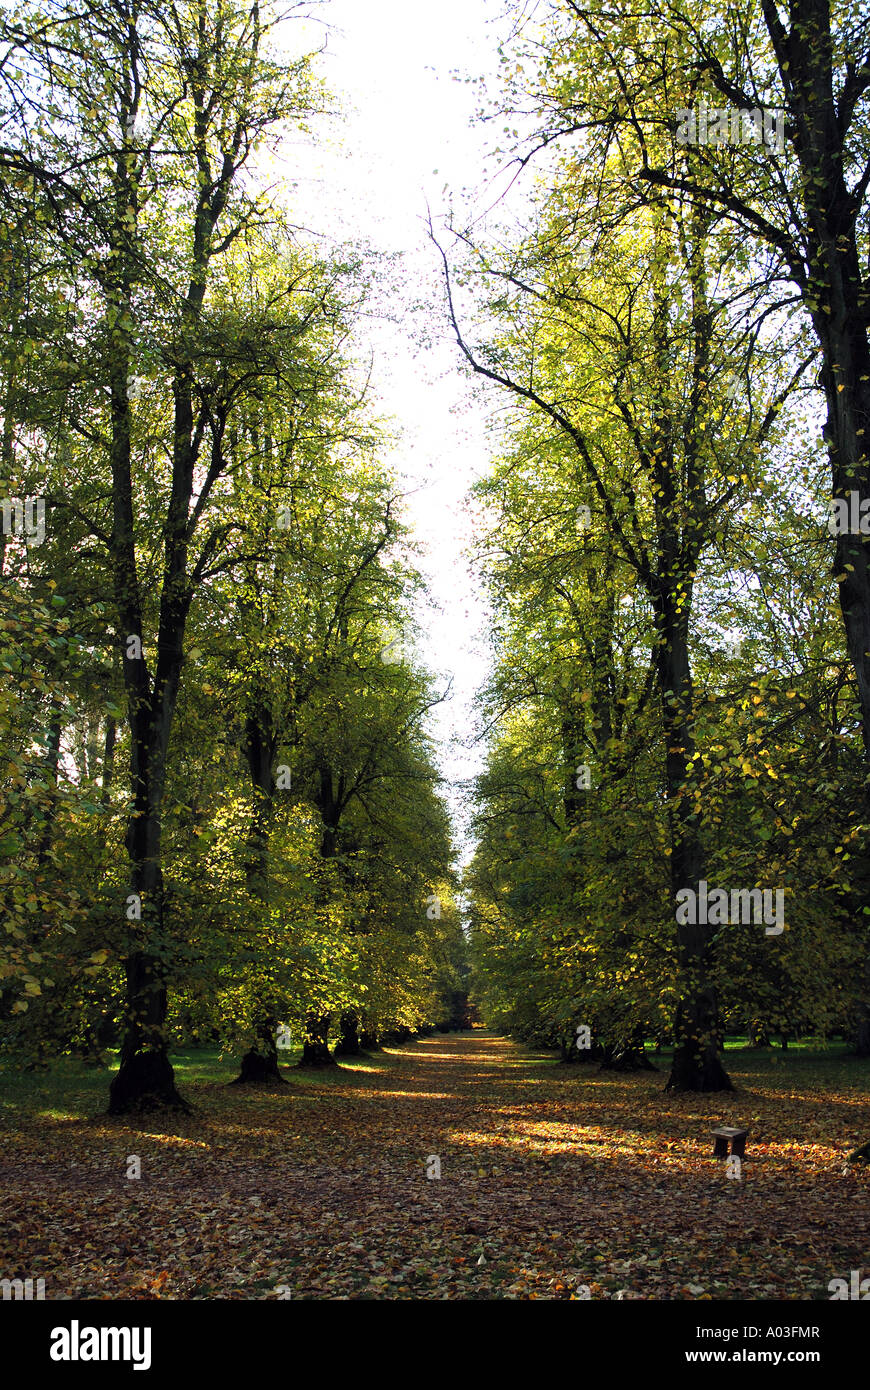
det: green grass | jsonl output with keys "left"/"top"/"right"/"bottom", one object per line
{"left": 525, "top": 1037, "right": 869, "bottom": 1095}
{"left": 1, "top": 1035, "right": 867, "bottom": 1126}
{"left": 720, "top": 1034, "right": 853, "bottom": 1052}
{"left": 0, "top": 1041, "right": 403, "bottom": 1119}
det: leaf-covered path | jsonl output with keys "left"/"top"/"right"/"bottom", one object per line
{"left": 2, "top": 1032, "right": 868, "bottom": 1299}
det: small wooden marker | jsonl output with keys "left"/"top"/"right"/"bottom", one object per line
{"left": 712, "top": 1126, "right": 748, "bottom": 1159}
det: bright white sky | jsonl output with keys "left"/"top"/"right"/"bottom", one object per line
{"left": 274, "top": 0, "right": 517, "bottom": 863}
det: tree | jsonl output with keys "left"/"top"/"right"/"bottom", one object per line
{"left": 0, "top": 0, "right": 335, "bottom": 1110}
{"left": 435, "top": 163, "right": 809, "bottom": 1087}
{"left": 485, "top": 0, "right": 870, "bottom": 1143}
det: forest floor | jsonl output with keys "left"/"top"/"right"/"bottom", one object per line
{"left": 1, "top": 1031, "right": 868, "bottom": 1299}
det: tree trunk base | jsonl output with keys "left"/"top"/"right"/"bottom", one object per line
{"left": 848, "top": 1139, "right": 870, "bottom": 1163}
{"left": 848, "top": 1018, "right": 870, "bottom": 1058}
{"left": 666, "top": 1044, "right": 734, "bottom": 1093}
{"left": 229, "top": 1048, "right": 287, "bottom": 1085}
{"left": 296, "top": 1040, "right": 336, "bottom": 1068}
{"left": 108, "top": 1050, "right": 192, "bottom": 1115}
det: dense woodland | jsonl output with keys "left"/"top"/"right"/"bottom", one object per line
{"left": 448, "top": 0, "right": 870, "bottom": 1162}
{"left": 0, "top": 0, "right": 468, "bottom": 1113}
{"left": 1, "top": 0, "right": 869, "bottom": 1191}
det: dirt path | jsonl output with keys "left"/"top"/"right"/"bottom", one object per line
{"left": 1, "top": 1032, "right": 867, "bottom": 1298}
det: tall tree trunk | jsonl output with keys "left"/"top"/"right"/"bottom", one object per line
{"left": 657, "top": 598, "right": 732, "bottom": 1094}
{"left": 107, "top": 591, "right": 191, "bottom": 1112}
{"left": 815, "top": 280, "right": 870, "bottom": 1065}
{"left": 650, "top": 216, "right": 732, "bottom": 1096}
{"left": 104, "top": 56, "right": 191, "bottom": 1116}
{"left": 107, "top": 317, "right": 195, "bottom": 1113}
{"left": 109, "top": 757, "right": 190, "bottom": 1114}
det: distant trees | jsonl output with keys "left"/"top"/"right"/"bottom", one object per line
{"left": 449, "top": 0, "right": 870, "bottom": 1102}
